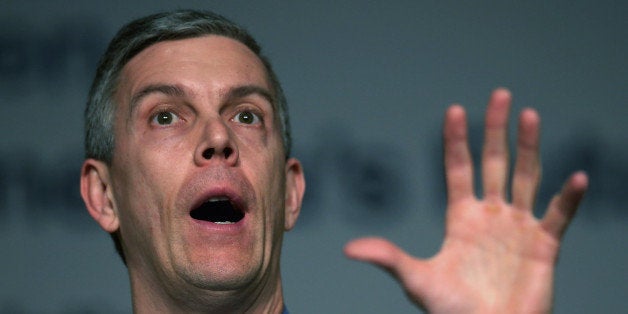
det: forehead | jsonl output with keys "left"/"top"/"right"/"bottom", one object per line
{"left": 116, "top": 35, "right": 271, "bottom": 105}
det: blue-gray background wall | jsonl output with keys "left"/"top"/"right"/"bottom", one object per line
{"left": 1, "top": 1, "right": 626, "bottom": 313}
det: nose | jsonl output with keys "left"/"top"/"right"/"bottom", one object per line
{"left": 194, "top": 117, "right": 238, "bottom": 167}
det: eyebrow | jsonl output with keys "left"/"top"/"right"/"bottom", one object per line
{"left": 129, "top": 84, "right": 187, "bottom": 114}
{"left": 128, "top": 84, "right": 275, "bottom": 114}
{"left": 224, "top": 85, "right": 275, "bottom": 109}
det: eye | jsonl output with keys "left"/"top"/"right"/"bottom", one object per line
{"left": 152, "top": 111, "right": 180, "bottom": 126}
{"left": 233, "top": 110, "right": 261, "bottom": 125}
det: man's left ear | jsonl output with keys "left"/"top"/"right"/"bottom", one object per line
{"left": 284, "top": 157, "right": 305, "bottom": 231}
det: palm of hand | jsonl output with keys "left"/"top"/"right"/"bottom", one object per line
{"left": 416, "top": 200, "right": 558, "bottom": 313}
{"left": 345, "top": 89, "right": 587, "bottom": 314}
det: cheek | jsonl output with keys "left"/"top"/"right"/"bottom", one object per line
{"left": 256, "top": 157, "right": 287, "bottom": 226}
{"left": 111, "top": 158, "right": 187, "bottom": 265}
{"left": 111, "top": 145, "right": 186, "bottom": 230}
{"left": 123, "top": 130, "right": 191, "bottom": 192}
{"left": 142, "top": 131, "right": 192, "bottom": 164}
{"left": 112, "top": 166, "right": 159, "bottom": 230}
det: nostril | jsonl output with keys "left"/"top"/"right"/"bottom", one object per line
{"left": 224, "top": 147, "right": 233, "bottom": 159}
{"left": 202, "top": 148, "right": 214, "bottom": 160}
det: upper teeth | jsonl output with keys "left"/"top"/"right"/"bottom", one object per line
{"left": 208, "top": 196, "right": 229, "bottom": 202}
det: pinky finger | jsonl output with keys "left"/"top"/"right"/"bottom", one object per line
{"left": 541, "top": 171, "right": 588, "bottom": 239}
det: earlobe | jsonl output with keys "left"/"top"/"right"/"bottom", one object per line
{"left": 80, "top": 159, "right": 119, "bottom": 233}
{"left": 284, "top": 158, "right": 305, "bottom": 231}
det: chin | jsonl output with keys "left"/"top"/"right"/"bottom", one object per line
{"left": 172, "top": 248, "right": 265, "bottom": 291}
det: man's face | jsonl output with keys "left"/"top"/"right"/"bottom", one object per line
{"left": 100, "top": 36, "right": 303, "bottom": 293}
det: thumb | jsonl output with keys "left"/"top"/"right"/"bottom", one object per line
{"left": 344, "top": 237, "right": 429, "bottom": 287}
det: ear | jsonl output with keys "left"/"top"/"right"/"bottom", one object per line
{"left": 284, "top": 157, "right": 305, "bottom": 231}
{"left": 80, "top": 159, "right": 119, "bottom": 233}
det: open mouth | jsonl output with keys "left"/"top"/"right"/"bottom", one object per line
{"left": 190, "top": 197, "right": 245, "bottom": 224}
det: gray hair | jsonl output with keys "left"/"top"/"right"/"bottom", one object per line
{"left": 84, "top": 9, "right": 291, "bottom": 264}
{"left": 85, "top": 9, "right": 291, "bottom": 165}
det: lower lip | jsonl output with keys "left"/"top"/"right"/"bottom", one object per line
{"left": 190, "top": 215, "right": 247, "bottom": 234}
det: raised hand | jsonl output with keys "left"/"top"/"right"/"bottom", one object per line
{"left": 344, "top": 89, "right": 588, "bottom": 313}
